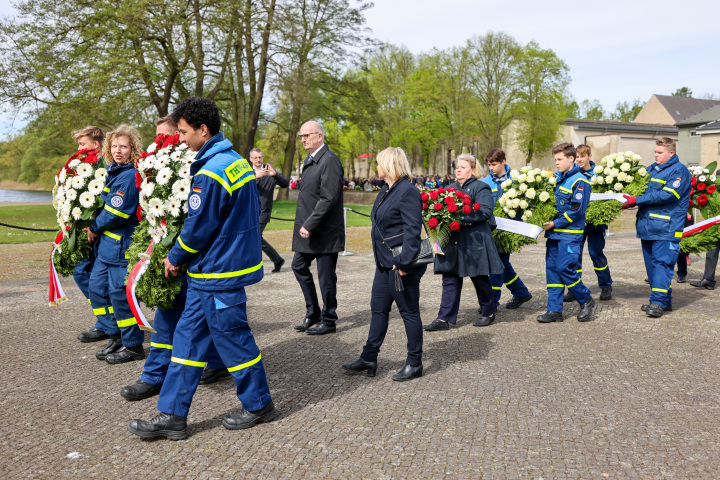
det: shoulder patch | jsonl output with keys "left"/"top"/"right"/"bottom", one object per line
{"left": 189, "top": 194, "right": 202, "bottom": 210}
{"left": 225, "top": 158, "right": 252, "bottom": 183}
{"left": 110, "top": 196, "right": 123, "bottom": 208}
{"left": 672, "top": 179, "right": 681, "bottom": 188}
{"left": 575, "top": 192, "right": 583, "bottom": 200}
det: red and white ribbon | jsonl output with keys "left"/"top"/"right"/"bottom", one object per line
{"left": 683, "top": 215, "right": 720, "bottom": 237}
{"left": 49, "top": 231, "right": 67, "bottom": 307}
{"left": 125, "top": 242, "right": 157, "bottom": 333}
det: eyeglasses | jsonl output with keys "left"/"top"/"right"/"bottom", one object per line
{"left": 298, "top": 132, "right": 321, "bottom": 140}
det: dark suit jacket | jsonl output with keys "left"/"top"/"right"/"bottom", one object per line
{"left": 371, "top": 177, "right": 423, "bottom": 272}
{"left": 292, "top": 144, "right": 345, "bottom": 253}
{"left": 255, "top": 166, "right": 289, "bottom": 224}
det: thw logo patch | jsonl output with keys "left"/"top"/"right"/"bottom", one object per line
{"left": 225, "top": 158, "right": 252, "bottom": 183}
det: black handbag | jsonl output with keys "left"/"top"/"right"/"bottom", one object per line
{"left": 378, "top": 223, "right": 434, "bottom": 269}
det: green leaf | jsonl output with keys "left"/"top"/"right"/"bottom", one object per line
{"left": 707, "top": 161, "right": 717, "bottom": 176}
{"left": 81, "top": 208, "right": 94, "bottom": 220}
{"left": 68, "top": 228, "right": 77, "bottom": 252}
{"left": 161, "top": 232, "right": 177, "bottom": 248}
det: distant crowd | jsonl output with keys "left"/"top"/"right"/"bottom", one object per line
{"left": 341, "top": 174, "right": 455, "bottom": 191}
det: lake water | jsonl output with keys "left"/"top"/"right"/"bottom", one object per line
{"left": 0, "top": 189, "right": 53, "bottom": 203}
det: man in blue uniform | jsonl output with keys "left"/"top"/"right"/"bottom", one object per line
{"left": 128, "top": 98, "right": 276, "bottom": 440}
{"left": 538, "top": 143, "right": 595, "bottom": 323}
{"left": 482, "top": 149, "right": 532, "bottom": 310}
{"left": 622, "top": 137, "right": 690, "bottom": 318}
{"left": 564, "top": 144, "right": 613, "bottom": 303}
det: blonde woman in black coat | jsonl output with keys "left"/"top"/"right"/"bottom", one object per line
{"left": 424, "top": 154, "right": 504, "bottom": 331}
{"left": 342, "top": 147, "right": 427, "bottom": 381}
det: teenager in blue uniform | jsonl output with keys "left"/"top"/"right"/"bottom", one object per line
{"left": 622, "top": 137, "right": 690, "bottom": 318}
{"left": 538, "top": 143, "right": 595, "bottom": 323}
{"left": 87, "top": 125, "right": 145, "bottom": 364}
{"left": 563, "top": 144, "right": 613, "bottom": 303}
{"left": 129, "top": 97, "right": 276, "bottom": 440}
{"left": 482, "top": 149, "right": 532, "bottom": 310}
{"left": 120, "top": 116, "right": 228, "bottom": 401}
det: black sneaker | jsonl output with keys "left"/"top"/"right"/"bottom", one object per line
{"left": 537, "top": 311, "right": 563, "bottom": 323}
{"left": 423, "top": 319, "right": 450, "bottom": 331}
{"left": 505, "top": 294, "right": 532, "bottom": 309}
{"left": 599, "top": 285, "right": 613, "bottom": 301}
{"left": 676, "top": 274, "right": 686, "bottom": 283}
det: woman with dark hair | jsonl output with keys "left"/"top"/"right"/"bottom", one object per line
{"left": 424, "top": 154, "right": 504, "bottom": 331}
{"left": 342, "top": 147, "right": 427, "bottom": 382}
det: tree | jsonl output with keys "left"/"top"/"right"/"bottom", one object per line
{"left": 577, "top": 99, "right": 605, "bottom": 120}
{"left": 610, "top": 98, "right": 645, "bottom": 122}
{"left": 672, "top": 86, "right": 693, "bottom": 98}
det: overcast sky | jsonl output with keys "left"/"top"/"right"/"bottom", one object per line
{"left": 1, "top": 0, "right": 719, "bottom": 137}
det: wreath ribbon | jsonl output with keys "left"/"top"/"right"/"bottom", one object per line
{"left": 49, "top": 231, "right": 68, "bottom": 307}
{"left": 125, "top": 242, "right": 157, "bottom": 333}
{"left": 682, "top": 215, "right": 720, "bottom": 237}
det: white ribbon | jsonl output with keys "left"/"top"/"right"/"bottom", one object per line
{"left": 495, "top": 217, "right": 544, "bottom": 239}
{"left": 589, "top": 192, "right": 628, "bottom": 204}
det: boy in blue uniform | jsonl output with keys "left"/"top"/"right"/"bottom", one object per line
{"left": 622, "top": 137, "right": 690, "bottom": 318}
{"left": 538, "top": 143, "right": 595, "bottom": 323}
{"left": 563, "top": 144, "right": 613, "bottom": 303}
{"left": 482, "top": 149, "right": 532, "bottom": 309}
{"left": 129, "top": 97, "right": 276, "bottom": 440}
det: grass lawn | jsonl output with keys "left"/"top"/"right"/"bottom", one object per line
{"left": 0, "top": 200, "right": 373, "bottom": 244}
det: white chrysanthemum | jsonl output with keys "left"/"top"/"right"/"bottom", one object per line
{"left": 147, "top": 142, "right": 157, "bottom": 153}
{"left": 539, "top": 191, "right": 550, "bottom": 202}
{"left": 182, "top": 202, "right": 189, "bottom": 214}
{"left": 178, "top": 165, "right": 192, "bottom": 179}
{"left": 56, "top": 185, "right": 65, "bottom": 198}
{"left": 699, "top": 175, "right": 707, "bottom": 182}
{"left": 531, "top": 168, "right": 541, "bottom": 176}
{"left": 58, "top": 169, "right": 67, "bottom": 183}
{"left": 594, "top": 166, "right": 604, "bottom": 175}
{"left": 76, "top": 163, "right": 93, "bottom": 178}
{"left": 510, "top": 170, "right": 519, "bottom": 180}
{"left": 170, "top": 150, "right": 182, "bottom": 162}
{"left": 519, "top": 199, "right": 529, "bottom": 210}
{"left": 511, "top": 198, "right": 520, "bottom": 209}
{"left": 616, "top": 155, "right": 625, "bottom": 164}
{"left": 631, "top": 154, "right": 641, "bottom": 162}
{"left": 71, "top": 175, "right": 85, "bottom": 189}
{"left": 61, "top": 213, "right": 70, "bottom": 223}
{"left": 148, "top": 198, "right": 165, "bottom": 217}
{"left": 68, "top": 159, "right": 81, "bottom": 168}
{"left": 507, "top": 209, "right": 517, "bottom": 218}
{"left": 141, "top": 179, "right": 155, "bottom": 197}
{"left": 506, "top": 188, "right": 517, "bottom": 198}
{"left": 157, "top": 147, "right": 171, "bottom": 156}
{"left": 156, "top": 167, "right": 173, "bottom": 186}
{"left": 65, "top": 188, "right": 78, "bottom": 201}
{"left": 638, "top": 168, "right": 647, "bottom": 177}
{"left": 521, "top": 210, "right": 532, "bottom": 222}
{"left": 591, "top": 175, "right": 597, "bottom": 184}
{"left": 610, "top": 168, "right": 619, "bottom": 177}
{"left": 178, "top": 143, "right": 188, "bottom": 151}
{"left": 596, "top": 176, "right": 605, "bottom": 185}
{"left": 616, "top": 172, "right": 627, "bottom": 182}
{"left": 614, "top": 183, "right": 623, "bottom": 192}
{"left": 172, "top": 178, "right": 191, "bottom": 199}
{"left": 517, "top": 173, "right": 527, "bottom": 183}
{"left": 94, "top": 168, "right": 107, "bottom": 180}
{"left": 141, "top": 155, "right": 156, "bottom": 170}
{"left": 87, "top": 179, "right": 103, "bottom": 196}
{"left": 71, "top": 207, "right": 82, "bottom": 220}
{"left": 157, "top": 154, "right": 171, "bottom": 166}
{"left": 548, "top": 176, "right": 556, "bottom": 185}
{"left": 711, "top": 175, "right": 717, "bottom": 182}
{"left": 620, "top": 162, "right": 631, "bottom": 172}
{"left": 501, "top": 179, "right": 513, "bottom": 189}
{"left": 147, "top": 214, "right": 157, "bottom": 227}
{"left": 165, "top": 198, "right": 181, "bottom": 217}
{"left": 79, "top": 191, "right": 94, "bottom": 208}
{"left": 525, "top": 188, "right": 536, "bottom": 199}
{"left": 519, "top": 183, "right": 528, "bottom": 192}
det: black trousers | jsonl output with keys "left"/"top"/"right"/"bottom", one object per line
{"left": 361, "top": 266, "right": 426, "bottom": 367}
{"left": 436, "top": 273, "right": 495, "bottom": 323}
{"left": 259, "top": 223, "right": 283, "bottom": 265}
{"left": 292, "top": 251, "right": 338, "bottom": 325}
{"left": 703, "top": 242, "right": 720, "bottom": 282}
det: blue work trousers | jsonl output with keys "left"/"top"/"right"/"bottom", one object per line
{"left": 74, "top": 257, "right": 105, "bottom": 331}
{"left": 546, "top": 239, "right": 591, "bottom": 312}
{"left": 157, "top": 286, "right": 272, "bottom": 418}
{"left": 580, "top": 230, "right": 612, "bottom": 288}
{"left": 641, "top": 239, "right": 678, "bottom": 309}
{"left": 88, "top": 258, "right": 144, "bottom": 348}
{"left": 490, "top": 252, "right": 531, "bottom": 307}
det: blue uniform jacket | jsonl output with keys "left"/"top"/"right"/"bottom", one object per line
{"left": 90, "top": 162, "right": 140, "bottom": 266}
{"left": 580, "top": 161, "right": 607, "bottom": 232}
{"left": 635, "top": 154, "right": 691, "bottom": 242}
{"left": 167, "top": 133, "right": 264, "bottom": 291}
{"left": 481, "top": 164, "right": 511, "bottom": 204}
{"left": 545, "top": 165, "right": 592, "bottom": 241}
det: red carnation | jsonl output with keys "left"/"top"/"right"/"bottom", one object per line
{"left": 689, "top": 199, "right": 695, "bottom": 206}
{"left": 446, "top": 187, "right": 455, "bottom": 192}
{"left": 449, "top": 221, "right": 461, "bottom": 231}
{"left": 428, "top": 217, "right": 438, "bottom": 228}
{"left": 462, "top": 197, "right": 471, "bottom": 205}
{"left": 135, "top": 172, "right": 142, "bottom": 188}
{"left": 429, "top": 190, "right": 439, "bottom": 200}
{"left": 422, "top": 202, "right": 428, "bottom": 210}
{"left": 444, "top": 196, "right": 455, "bottom": 205}
{"left": 462, "top": 204, "right": 472, "bottom": 214}
{"left": 421, "top": 192, "right": 429, "bottom": 202}
{"left": 433, "top": 203, "right": 443, "bottom": 211}
{"left": 691, "top": 178, "right": 697, "bottom": 186}
{"left": 691, "top": 188, "right": 695, "bottom": 195}
{"left": 698, "top": 182, "right": 706, "bottom": 191}
{"left": 708, "top": 185, "right": 717, "bottom": 194}
{"left": 447, "top": 204, "right": 458, "bottom": 213}
{"left": 698, "top": 194, "right": 709, "bottom": 206}
{"left": 455, "top": 191, "right": 464, "bottom": 198}
{"left": 473, "top": 202, "right": 481, "bottom": 210}
{"left": 136, "top": 206, "right": 143, "bottom": 221}
{"left": 437, "top": 188, "right": 445, "bottom": 194}
{"left": 154, "top": 133, "right": 168, "bottom": 145}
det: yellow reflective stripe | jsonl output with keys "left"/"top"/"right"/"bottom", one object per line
{"left": 188, "top": 261, "right": 263, "bottom": 279}
{"left": 103, "top": 187, "right": 110, "bottom": 193}
{"left": 171, "top": 356, "right": 207, "bottom": 368}
{"left": 547, "top": 284, "right": 564, "bottom": 288}
{"left": 491, "top": 188, "right": 498, "bottom": 192}
{"left": 652, "top": 288, "right": 668, "bottom": 293}
{"left": 504, "top": 274, "right": 518, "bottom": 286}
{"left": 662, "top": 187, "right": 680, "bottom": 199}
{"left": 230, "top": 173, "right": 255, "bottom": 192}
{"left": 649, "top": 213, "right": 670, "bottom": 220}
{"left": 555, "top": 229, "right": 584, "bottom": 233}
{"left": 492, "top": 286, "right": 502, "bottom": 290}
{"left": 103, "top": 231, "right": 121, "bottom": 241}
{"left": 675, "top": 232, "right": 683, "bottom": 238}
{"left": 196, "top": 170, "right": 231, "bottom": 194}
{"left": 178, "top": 237, "right": 198, "bottom": 253}
{"left": 108, "top": 306, "right": 114, "bottom": 314}
{"left": 87, "top": 298, "right": 92, "bottom": 304}
{"left": 559, "top": 186, "right": 572, "bottom": 194}
{"left": 650, "top": 178, "right": 666, "bottom": 184}
{"left": 576, "top": 269, "right": 582, "bottom": 273}
{"left": 104, "top": 204, "right": 130, "bottom": 219}
{"left": 571, "top": 178, "right": 593, "bottom": 188}
{"left": 93, "top": 307, "right": 106, "bottom": 315}
{"left": 228, "top": 354, "right": 262, "bottom": 372}
{"left": 594, "top": 264, "right": 608, "bottom": 271}
{"left": 564, "top": 212, "right": 572, "bottom": 222}
{"left": 151, "top": 342, "right": 172, "bottom": 350}
{"left": 567, "top": 277, "right": 582, "bottom": 288}
{"left": 117, "top": 317, "right": 137, "bottom": 327}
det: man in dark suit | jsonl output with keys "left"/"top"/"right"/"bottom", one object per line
{"left": 292, "top": 121, "right": 345, "bottom": 335}
{"left": 250, "top": 148, "right": 289, "bottom": 273}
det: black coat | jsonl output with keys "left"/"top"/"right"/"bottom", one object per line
{"left": 255, "top": 167, "right": 289, "bottom": 224}
{"left": 292, "top": 144, "right": 345, "bottom": 253}
{"left": 371, "top": 177, "right": 424, "bottom": 272}
{"left": 434, "top": 177, "right": 504, "bottom": 277}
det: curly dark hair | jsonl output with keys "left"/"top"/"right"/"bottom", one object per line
{"left": 171, "top": 97, "right": 221, "bottom": 135}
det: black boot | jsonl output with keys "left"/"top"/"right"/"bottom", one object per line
{"left": 341, "top": 358, "right": 377, "bottom": 377}
{"left": 505, "top": 294, "right": 532, "bottom": 309}
{"left": 77, "top": 327, "right": 109, "bottom": 343}
{"left": 95, "top": 336, "right": 122, "bottom": 361}
{"left": 121, "top": 380, "right": 162, "bottom": 401}
{"left": 563, "top": 291, "right": 576, "bottom": 303}
{"left": 199, "top": 367, "right": 231, "bottom": 385}
{"left": 577, "top": 297, "right": 595, "bottom": 322}
{"left": 128, "top": 412, "right": 188, "bottom": 440}
{"left": 599, "top": 285, "right": 613, "bottom": 301}
{"left": 645, "top": 303, "right": 665, "bottom": 318}
{"left": 222, "top": 401, "right": 279, "bottom": 430}
{"left": 537, "top": 311, "right": 563, "bottom": 323}
{"left": 641, "top": 304, "right": 672, "bottom": 312}
{"left": 106, "top": 345, "right": 145, "bottom": 364}
{"left": 392, "top": 364, "right": 423, "bottom": 382}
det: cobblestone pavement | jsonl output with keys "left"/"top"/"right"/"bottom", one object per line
{"left": 2, "top": 231, "right": 720, "bottom": 479}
